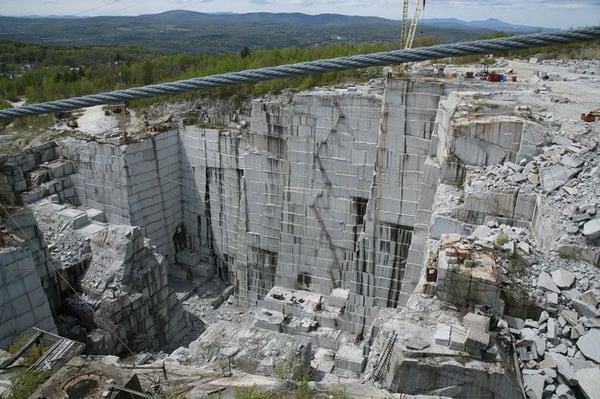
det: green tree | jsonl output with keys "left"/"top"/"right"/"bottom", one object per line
{"left": 240, "top": 46, "right": 252, "bottom": 59}
{"left": 141, "top": 59, "right": 154, "bottom": 85}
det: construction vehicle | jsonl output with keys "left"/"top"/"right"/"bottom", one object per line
{"left": 394, "top": 0, "right": 426, "bottom": 75}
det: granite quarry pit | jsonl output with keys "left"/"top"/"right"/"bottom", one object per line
{"left": 1, "top": 58, "right": 600, "bottom": 398}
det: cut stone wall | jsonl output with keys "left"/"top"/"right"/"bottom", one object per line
{"left": 51, "top": 80, "right": 445, "bottom": 332}
{"left": 0, "top": 245, "right": 56, "bottom": 349}
{"left": 277, "top": 89, "right": 381, "bottom": 299}
{"left": 124, "top": 131, "right": 183, "bottom": 257}
{"left": 179, "top": 126, "right": 247, "bottom": 299}
{"left": 58, "top": 132, "right": 183, "bottom": 257}
{"left": 5, "top": 211, "right": 64, "bottom": 315}
{"left": 57, "top": 139, "right": 131, "bottom": 225}
{"left": 345, "top": 80, "right": 443, "bottom": 332}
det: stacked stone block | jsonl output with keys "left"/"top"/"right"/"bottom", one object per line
{"left": 58, "top": 139, "right": 131, "bottom": 225}
{"left": 17, "top": 159, "right": 78, "bottom": 205}
{"left": 1, "top": 142, "right": 57, "bottom": 195}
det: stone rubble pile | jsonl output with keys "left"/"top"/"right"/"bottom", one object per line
{"left": 453, "top": 222, "right": 539, "bottom": 308}
{"left": 471, "top": 229, "right": 600, "bottom": 399}
{"left": 166, "top": 320, "right": 312, "bottom": 378}
{"left": 434, "top": 221, "right": 600, "bottom": 398}
{"left": 537, "top": 59, "right": 600, "bottom": 75}
{"left": 500, "top": 283, "right": 600, "bottom": 399}
{"left": 30, "top": 201, "right": 97, "bottom": 268}
{"left": 465, "top": 114, "right": 599, "bottom": 249}
{"left": 487, "top": 227, "right": 600, "bottom": 314}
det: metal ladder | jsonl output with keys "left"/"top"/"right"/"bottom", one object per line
{"left": 372, "top": 330, "right": 397, "bottom": 381}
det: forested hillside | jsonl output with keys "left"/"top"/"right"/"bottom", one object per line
{"left": 0, "top": 40, "right": 410, "bottom": 106}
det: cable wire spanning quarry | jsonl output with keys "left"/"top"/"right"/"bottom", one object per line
{"left": 1, "top": 26, "right": 599, "bottom": 120}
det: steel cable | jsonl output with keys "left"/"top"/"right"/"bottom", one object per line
{"left": 1, "top": 26, "right": 599, "bottom": 119}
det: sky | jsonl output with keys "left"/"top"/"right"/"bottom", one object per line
{"left": 0, "top": 0, "right": 599, "bottom": 29}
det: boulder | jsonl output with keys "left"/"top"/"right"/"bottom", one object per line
{"left": 575, "top": 368, "right": 600, "bottom": 399}
{"left": 560, "top": 309, "right": 579, "bottom": 326}
{"left": 523, "top": 373, "right": 545, "bottom": 399}
{"left": 555, "top": 383, "right": 575, "bottom": 399}
{"left": 539, "top": 165, "right": 580, "bottom": 193}
{"left": 551, "top": 268, "right": 575, "bottom": 289}
{"left": 572, "top": 291, "right": 600, "bottom": 318}
{"left": 583, "top": 218, "right": 600, "bottom": 241}
{"left": 576, "top": 330, "right": 600, "bottom": 364}
{"left": 537, "top": 272, "right": 561, "bottom": 294}
{"left": 547, "top": 353, "right": 577, "bottom": 386}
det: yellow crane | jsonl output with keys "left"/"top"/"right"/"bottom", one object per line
{"left": 396, "top": 0, "right": 426, "bottom": 74}
{"left": 401, "top": 0, "right": 425, "bottom": 49}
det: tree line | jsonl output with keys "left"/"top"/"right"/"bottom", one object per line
{"left": 0, "top": 38, "right": 442, "bottom": 107}
{"left": 0, "top": 35, "right": 597, "bottom": 111}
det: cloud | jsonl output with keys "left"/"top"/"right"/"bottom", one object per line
{"left": 442, "top": 0, "right": 598, "bottom": 8}
{"left": 175, "top": 0, "right": 214, "bottom": 4}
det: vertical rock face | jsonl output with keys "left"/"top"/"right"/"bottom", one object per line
{"left": 174, "top": 80, "right": 444, "bottom": 333}
{"left": 274, "top": 89, "right": 383, "bottom": 304}
{"left": 5, "top": 211, "right": 64, "bottom": 314}
{"left": 0, "top": 245, "right": 56, "bottom": 349}
{"left": 134, "top": 81, "right": 442, "bottom": 324}
{"left": 354, "top": 80, "right": 443, "bottom": 311}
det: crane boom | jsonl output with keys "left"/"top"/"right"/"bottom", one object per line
{"left": 405, "top": 0, "right": 425, "bottom": 49}
{"left": 395, "top": 0, "right": 426, "bottom": 75}
{"left": 400, "top": 0, "right": 410, "bottom": 49}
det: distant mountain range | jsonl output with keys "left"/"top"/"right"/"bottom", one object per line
{"left": 422, "top": 17, "right": 548, "bottom": 33}
{"left": 0, "top": 11, "right": 553, "bottom": 54}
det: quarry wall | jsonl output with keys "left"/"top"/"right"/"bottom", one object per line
{"left": 175, "top": 80, "right": 445, "bottom": 333}
{"left": 0, "top": 78, "right": 449, "bottom": 346}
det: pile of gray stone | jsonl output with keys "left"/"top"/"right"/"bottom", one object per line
{"left": 538, "top": 59, "right": 600, "bottom": 75}
{"left": 501, "top": 288, "right": 600, "bottom": 399}
{"left": 465, "top": 112, "right": 600, "bottom": 250}
{"left": 504, "top": 256, "right": 599, "bottom": 399}
{"left": 459, "top": 219, "right": 600, "bottom": 398}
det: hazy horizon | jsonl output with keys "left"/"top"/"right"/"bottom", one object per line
{"left": 1, "top": 1, "right": 599, "bottom": 29}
